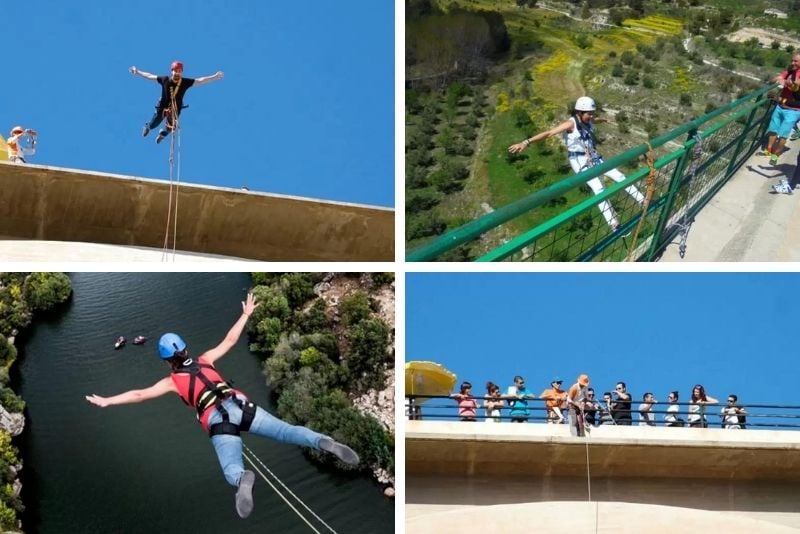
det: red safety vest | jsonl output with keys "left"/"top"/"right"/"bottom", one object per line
{"left": 170, "top": 356, "right": 242, "bottom": 432}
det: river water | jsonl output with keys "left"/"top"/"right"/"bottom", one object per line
{"left": 16, "top": 272, "right": 394, "bottom": 533}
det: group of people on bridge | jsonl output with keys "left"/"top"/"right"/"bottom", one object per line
{"left": 417, "top": 375, "right": 748, "bottom": 437}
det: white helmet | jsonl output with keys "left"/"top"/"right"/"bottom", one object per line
{"left": 575, "top": 96, "right": 596, "bottom": 112}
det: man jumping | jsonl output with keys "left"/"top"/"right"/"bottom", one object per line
{"left": 129, "top": 60, "right": 224, "bottom": 144}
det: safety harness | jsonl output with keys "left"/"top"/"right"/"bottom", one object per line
{"left": 171, "top": 358, "right": 257, "bottom": 437}
{"left": 574, "top": 115, "right": 603, "bottom": 170}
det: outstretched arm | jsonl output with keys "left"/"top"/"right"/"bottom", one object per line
{"left": 194, "top": 71, "right": 224, "bottom": 87}
{"left": 85, "top": 377, "right": 175, "bottom": 407}
{"left": 129, "top": 66, "right": 158, "bottom": 81}
{"left": 201, "top": 292, "right": 259, "bottom": 364}
{"left": 508, "top": 119, "right": 574, "bottom": 154}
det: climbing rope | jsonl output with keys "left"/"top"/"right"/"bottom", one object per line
{"left": 161, "top": 86, "right": 182, "bottom": 262}
{"left": 580, "top": 406, "right": 598, "bottom": 534}
{"left": 625, "top": 142, "right": 659, "bottom": 261}
{"left": 242, "top": 442, "right": 338, "bottom": 534}
{"left": 676, "top": 133, "right": 704, "bottom": 259}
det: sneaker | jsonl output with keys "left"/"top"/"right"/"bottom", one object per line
{"left": 235, "top": 470, "right": 255, "bottom": 519}
{"left": 757, "top": 148, "right": 771, "bottom": 157}
{"left": 772, "top": 181, "right": 793, "bottom": 195}
{"left": 155, "top": 130, "right": 168, "bottom": 144}
{"left": 791, "top": 131, "right": 800, "bottom": 141}
{"left": 770, "top": 154, "right": 780, "bottom": 165}
{"left": 142, "top": 125, "right": 150, "bottom": 137}
{"left": 319, "top": 437, "right": 360, "bottom": 465}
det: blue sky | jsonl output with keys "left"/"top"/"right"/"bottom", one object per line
{"left": 407, "top": 272, "right": 798, "bottom": 428}
{"left": 1, "top": 1, "right": 393, "bottom": 206}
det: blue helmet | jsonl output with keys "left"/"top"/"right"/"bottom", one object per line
{"left": 158, "top": 333, "right": 186, "bottom": 359}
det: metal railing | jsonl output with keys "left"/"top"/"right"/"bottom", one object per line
{"left": 405, "top": 394, "right": 800, "bottom": 430}
{"left": 407, "top": 84, "right": 776, "bottom": 262}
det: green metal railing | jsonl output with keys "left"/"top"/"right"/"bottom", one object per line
{"left": 407, "top": 84, "right": 776, "bottom": 262}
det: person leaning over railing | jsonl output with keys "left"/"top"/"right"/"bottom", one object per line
{"left": 566, "top": 374, "right": 591, "bottom": 437}
{"left": 688, "top": 384, "right": 719, "bottom": 428}
{"left": 540, "top": 377, "right": 567, "bottom": 424}
{"left": 638, "top": 392, "right": 657, "bottom": 426}
{"left": 583, "top": 388, "right": 601, "bottom": 427}
{"left": 506, "top": 375, "right": 536, "bottom": 423}
{"left": 600, "top": 392, "right": 616, "bottom": 425}
{"left": 451, "top": 381, "right": 478, "bottom": 422}
{"left": 760, "top": 53, "right": 800, "bottom": 166}
{"left": 507, "top": 96, "right": 645, "bottom": 232}
{"left": 664, "top": 391, "right": 685, "bottom": 427}
{"left": 720, "top": 394, "right": 747, "bottom": 429}
{"left": 484, "top": 381, "right": 504, "bottom": 423}
{"left": 610, "top": 381, "right": 633, "bottom": 425}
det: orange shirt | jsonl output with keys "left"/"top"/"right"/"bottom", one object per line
{"left": 540, "top": 387, "right": 566, "bottom": 409}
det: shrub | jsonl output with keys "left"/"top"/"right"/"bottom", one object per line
{"left": 371, "top": 273, "right": 394, "bottom": 286}
{"left": 347, "top": 318, "right": 391, "bottom": 390}
{"left": 0, "top": 388, "right": 24, "bottom": 414}
{"left": 23, "top": 273, "right": 72, "bottom": 312}
{"left": 340, "top": 291, "right": 372, "bottom": 326}
{"left": 406, "top": 191, "right": 440, "bottom": 213}
{"left": 278, "top": 273, "right": 317, "bottom": 309}
{"left": 407, "top": 213, "right": 446, "bottom": 240}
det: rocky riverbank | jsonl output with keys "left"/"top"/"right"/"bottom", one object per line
{"left": 0, "top": 272, "right": 73, "bottom": 533}
{"left": 312, "top": 274, "right": 396, "bottom": 497}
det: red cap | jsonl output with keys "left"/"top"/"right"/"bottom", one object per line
{"left": 170, "top": 61, "right": 184, "bottom": 72}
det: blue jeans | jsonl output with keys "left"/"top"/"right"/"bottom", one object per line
{"left": 207, "top": 395, "right": 324, "bottom": 487}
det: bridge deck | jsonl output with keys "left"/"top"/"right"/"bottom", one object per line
{"left": 660, "top": 139, "right": 800, "bottom": 261}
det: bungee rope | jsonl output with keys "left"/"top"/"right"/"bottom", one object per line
{"left": 626, "top": 142, "right": 659, "bottom": 261}
{"left": 161, "top": 81, "right": 183, "bottom": 262}
{"left": 242, "top": 442, "right": 339, "bottom": 534}
{"left": 676, "top": 133, "right": 704, "bottom": 259}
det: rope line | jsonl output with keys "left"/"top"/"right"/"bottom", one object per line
{"left": 242, "top": 442, "right": 338, "bottom": 534}
{"left": 580, "top": 406, "right": 599, "bottom": 534}
{"left": 242, "top": 448, "right": 321, "bottom": 534}
{"left": 161, "top": 112, "right": 175, "bottom": 261}
{"left": 677, "top": 133, "right": 704, "bottom": 258}
{"left": 172, "top": 116, "right": 182, "bottom": 261}
{"left": 161, "top": 88, "right": 182, "bottom": 262}
{"left": 626, "top": 142, "right": 659, "bottom": 261}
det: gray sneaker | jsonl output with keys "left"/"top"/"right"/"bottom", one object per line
{"left": 319, "top": 437, "right": 360, "bottom": 465}
{"left": 142, "top": 125, "right": 150, "bottom": 137}
{"left": 235, "top": 470, "right": 256, "bottom": 519}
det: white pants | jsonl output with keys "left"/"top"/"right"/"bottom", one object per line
{"left": 569, "top": 155, "right": 644, "bottom": 228}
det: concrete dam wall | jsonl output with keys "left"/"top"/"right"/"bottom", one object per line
{"left": 0, "top": 162, "right": 394, "bottom": 261}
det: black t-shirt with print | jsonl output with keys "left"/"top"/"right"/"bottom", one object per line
{"left": 156, "top": 76, "right": 196, "bottom": 109}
